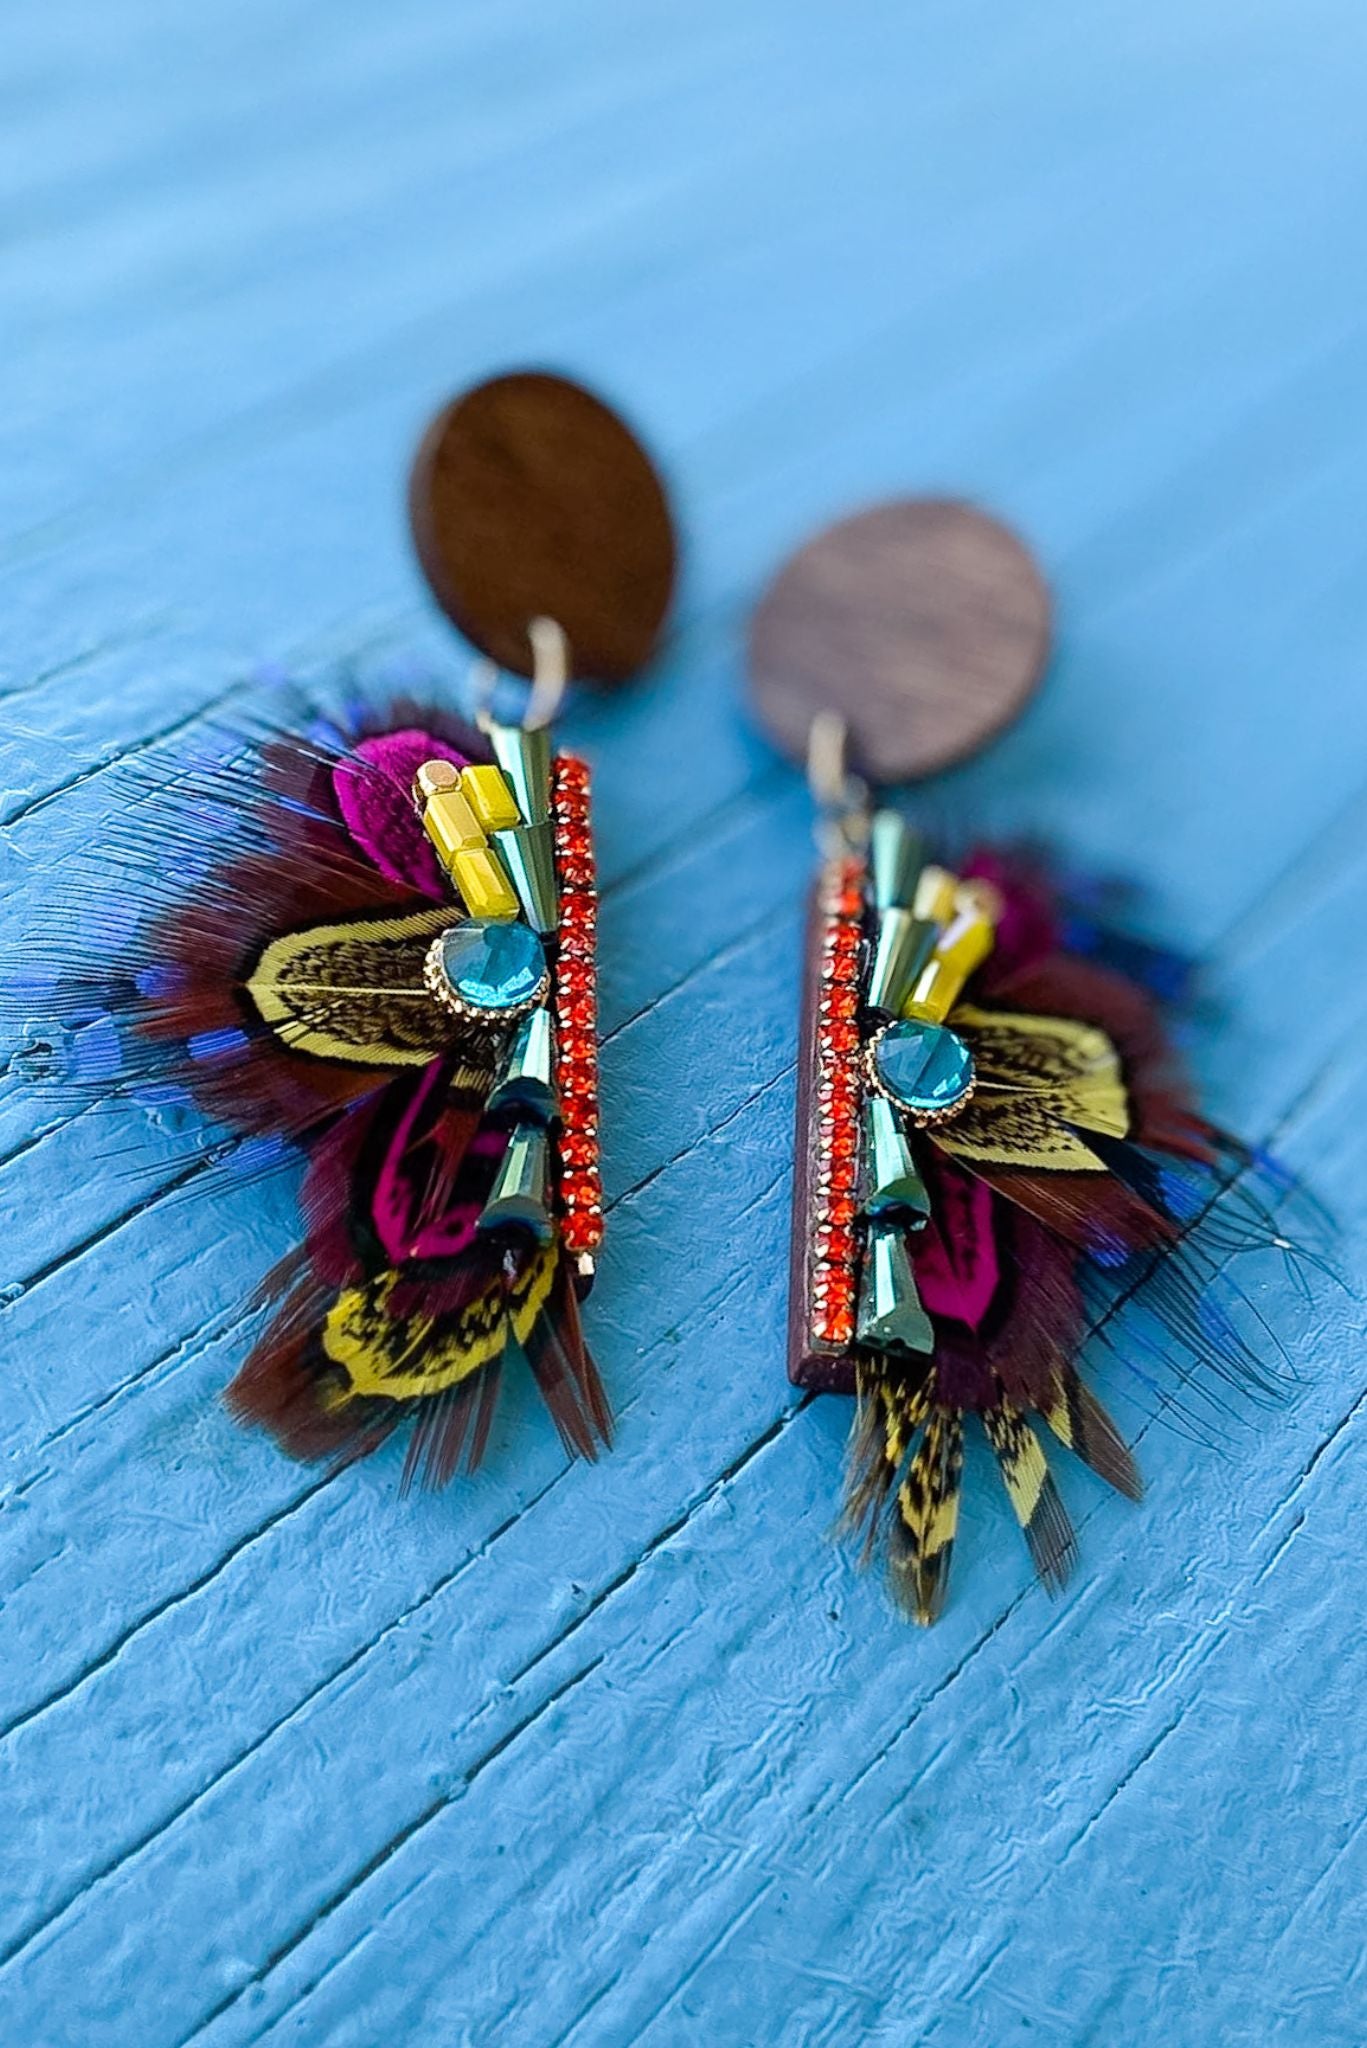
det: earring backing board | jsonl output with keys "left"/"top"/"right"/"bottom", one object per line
{"left": 408, "top": 370, "right": 676, "bottom": 687}
{"left": 747, "top": 495, "right": 1051, "bottom": 1390}
{"left": 747, "top": 498, "right": 1050, "bottom": 782}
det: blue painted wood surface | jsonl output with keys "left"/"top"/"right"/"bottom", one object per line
{"left": 2, "top": 4, "right": 1365, "bottom": 2042}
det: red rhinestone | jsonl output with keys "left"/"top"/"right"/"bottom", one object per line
{"left": 826, "top": 1125, "right": 858, "bottom": 1160}
{"left": 818, "top": 1021, "right": 859, "bottom": 1056}
{"left": 812, "top": 1307, "right": 854, "bottom": 1347}
{"left": 562, "top": 1213, "right": 603, "bottom": 1254}
{"left": 562, "top": 1182, "right": 603, "bottom": 1215}
{"left": 559, "top": 1131, "right": 598, "bottom": 1170}
{"left": 556, "top": 957, "right": 594, "bottom": 995}
{"left": 561, "top": 1096, "right": 599, "bottom": 1132}
{"left": 824, "top": 1195, "right": 856, "bottom": 1227}
{"left": 556, "top": 993, "right": 596, "bottom": 1031}
{"left": 811, "top": 1277, "right": 854, "bottom": 1316}
{"left": 814, "top": 1224, "right": 857, "bottom": 1263}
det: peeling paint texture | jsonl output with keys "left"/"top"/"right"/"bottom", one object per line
{"left": 1, "top": 5, "right": 1365, "bottom": 2045}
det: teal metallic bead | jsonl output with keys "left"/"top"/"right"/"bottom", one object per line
{"left": 868, "top": 1018, "right": 975, "bottom": 1122}
{"left": 489, "top": 1006, "right": 558, "bottom": 1123}
{"left": 861, "top": 1096, "right": 932, "bottom": 1226}
{"left": 869, "top": 809, "right": 925, "bottom": 913}
{"left": 856, "top": 1220, "right": 934, "bottom": 1357}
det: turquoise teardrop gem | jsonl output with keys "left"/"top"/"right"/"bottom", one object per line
{"left": 871, "top": 1018, "right": 974, "bottom": 1119}
{"left": 437, "top": 919, "right": 546, "bottom": 1015}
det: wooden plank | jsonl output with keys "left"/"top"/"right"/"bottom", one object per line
{"left": 2, "top": 1, "right": 1366, "bottom": 2042}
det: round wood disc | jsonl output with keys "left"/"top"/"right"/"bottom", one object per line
{"left": 747, "top": 499, "right": 1051, "bottom": 782}
{"left": 408, "top": 370, "right": 676, "bottom": 686}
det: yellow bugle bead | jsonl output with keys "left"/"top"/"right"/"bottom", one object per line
{"left": 451, "top": 845, "right": 520, "bottom": 921}
{"left": 420, "top": 789, "right": 485, "bottom": 870}
{"left": 912, "top": 864, "right": 960, "bottom": 925}
{"left": 903, "top": 909, "right": 997, "bottom": 1023}
{"left": 460, "top": 764, "right": 522, "bottom": 833}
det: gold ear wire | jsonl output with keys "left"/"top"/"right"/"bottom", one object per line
{"left": 472, "top": 615, "right": 571, "bottom": 736}
{"left": 807, "top": 710, "right": 871, "bottom": 858}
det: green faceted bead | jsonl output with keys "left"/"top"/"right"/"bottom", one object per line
{"left": 489, "top": 1007, "right": 558, "bottom": 1125}
{"left": 488, "top": 721, "right": 552, "bottom": 826}
{"left": 866, "top": 907, "right": 939, "bottom": 1016}
{"left": 857, "top": 1221, "right": 935, "bottom": 1357}
{"left": 870, "top": 810, "right": 925, "bottom": 913}
{"left": 477, "top": 1121, "right": 554, "bottom": 1243}
{"left": 493, "top": 819, "right": 559, "bottom": 934}
{"left": 861, "top": 1096, "right": 931, "bottom": 1226}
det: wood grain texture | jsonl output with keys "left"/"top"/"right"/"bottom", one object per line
{"left": 2, "top": 3, "right": 1366, "bottom": 2044}
{"left": 409, "top": 371, "right": 676, "bottom": 682}
{"left": 748, "top": 500, "right": 1051, "bottom": 780}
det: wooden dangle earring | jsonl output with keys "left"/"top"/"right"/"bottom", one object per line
{"left": 749, "top": 499, "right": 1323, "bottom": 1624}
{"left": 4, "top": 370, "right": 675, "bottom": 1489}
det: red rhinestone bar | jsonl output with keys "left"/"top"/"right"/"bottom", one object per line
{"left": 551, "top": 754, "right": 603, "bottom": 1257}
{"left": 805, "top": 854, "right": 866, "bottom": 1357}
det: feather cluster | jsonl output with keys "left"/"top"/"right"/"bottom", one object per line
{"left": 5, "top": 701, "right": 610, "bottom": 1486}
{"left": 793, "top": 820, "right": 1323, "bottom": 1622}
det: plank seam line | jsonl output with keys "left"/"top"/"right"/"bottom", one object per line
{"left": 3, "top": 1145, "right": 220, "bottom": 1301}
{"left": 503, "top": 1398, "right": 808, "bottom": 1701}
{"left": 1275, "top": 1378, "right": 1367, "bottom": 1511}
{"left": 627, "top": 1876, "right": 780, "bottom": 2048}
{"left": 0, "top": 1250, "right": 785, "bottom": 1982}
{"left": 600, "top": 901, "right": 798, "bottom": 1054}
{"left": 1265, "top": 1810, "right": 1367, "bottom": 1961}
{"left": 0, "top": 1461, "right": 336, "bottom": 1746}
{"left": 541, "top": 1965, "right": 625, "bottom": 2048}
{"left": 0, "top": 1031, "right": 1346, "bottom": 1996}
{"left": 177, "top": 1654, "right": 608, "bottom": 2048}
{"left": 1057, "top": 1709, "right": 1185, "bottom": 1865}
{"left": 0, "top": 1041, "right": 789, "bottom": 1735}
{"left": 0, "top": 1469, "right": 565, "bottom": 1972}
{"left": 180, "top": 1400, "right": 807, "bottom": 2047}
{"left": 1, "top": 675, "right": 246, "bottom": 832}
{"left": 0, "top": 612, "right": 176, "bottom": 709}
{"left": 609, "top": 1059, "right": 795, "bottom": 1216}
{"left": 0, "top": 1300, "right": 253, "bottom": 1494}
